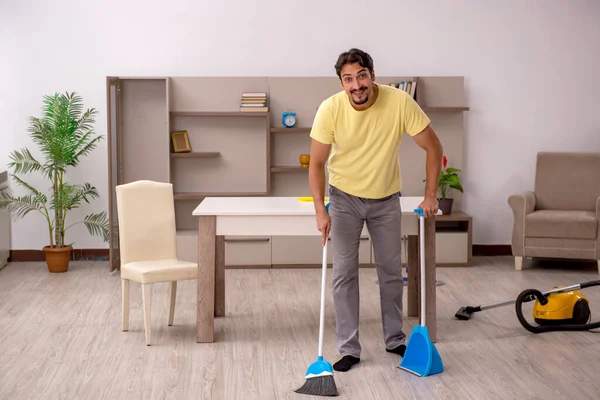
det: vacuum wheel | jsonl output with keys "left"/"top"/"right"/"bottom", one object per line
{"left": 572, "top": 298, "right": 591, "bottom": 324}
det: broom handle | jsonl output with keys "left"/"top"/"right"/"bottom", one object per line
{"left": 318, "top": 240, "right": 328, "bottom": 358}
{"left": 419, "top": 212, "right": 426, "bottom": 327}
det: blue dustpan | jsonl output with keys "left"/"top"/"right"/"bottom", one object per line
{"left": 305, "top": 355, "right": 334, "bottom": 378}
{"left": 398, "top": 325, "right": 443, "bottom": 376}
{"left": 398, "top": 208, "right": 444, "bottom": 377}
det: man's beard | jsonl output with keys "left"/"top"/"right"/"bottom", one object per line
{"left": 351, "top": 87, "right": 368, "bottom": 104}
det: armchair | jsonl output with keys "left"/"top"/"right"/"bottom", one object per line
{"left": 508, "top": 152, "right": 600, "bottom": 272}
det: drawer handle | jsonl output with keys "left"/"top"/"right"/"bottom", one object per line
{"left": 225, "top": 238, "right": 270, "bottom": 243}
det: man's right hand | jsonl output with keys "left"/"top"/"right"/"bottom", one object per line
{"left": 316, "top": 209, "right": 331, "bottom": 246}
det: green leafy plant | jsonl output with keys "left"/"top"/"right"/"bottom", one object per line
{"left": 438, "top": 155, "right": 463, "bottom": 200}
{"left": 0, "top": 91, "right": 109, "bottom": 249}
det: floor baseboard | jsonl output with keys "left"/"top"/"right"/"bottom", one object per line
{"left": 472, "top": 244, "right": 512, "bottom": 256}
{"left": 8, "top": 245, "right": 513, "bottom": 262}
{"left": 9, "top": 249, "right": 110, "bottom": 262}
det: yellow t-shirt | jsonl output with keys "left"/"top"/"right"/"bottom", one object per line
{"left": 310, "top": 83, "right": 431, "bottom": 199}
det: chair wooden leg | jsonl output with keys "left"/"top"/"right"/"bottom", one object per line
{"left": 142, "top": 283, "right": 152, "bottom": 346}
{"left": 597, "top": 260, "right": 600, "bottom": 274}
{"left": 514, "top": 256, "right": 523, "bottom": 270}
{"left": 122, "top": 278, "right": 130, "bottom": 331}
{"left": 168, "top": 281, "right": 177, "bottom": 326}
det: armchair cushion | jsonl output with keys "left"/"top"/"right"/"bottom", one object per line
{"left": 525, "top": 210, "right": 597, "bottom": 240}
{"left": 535, "top": 152, "right": 600, "bottom": 211}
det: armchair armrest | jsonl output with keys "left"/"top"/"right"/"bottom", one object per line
{"left": 508, "top": 191, "right": 536, "bottom": 215}
{"left": 508, "top": 191, "right": 536, "bottom": 256}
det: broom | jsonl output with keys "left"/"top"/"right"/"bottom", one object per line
{"left": 294, "top": 239, "right": 339, "bottom": 397}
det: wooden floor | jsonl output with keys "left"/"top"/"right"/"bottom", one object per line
{"left": 1, "top": 256, "right": 600, "bottom": 399}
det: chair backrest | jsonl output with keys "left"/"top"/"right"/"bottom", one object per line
{"left": 115, "top": 180, "right": 178, "bottom": 265}
{"left": 535, "top": 151, "right": 600, "bottom": 211}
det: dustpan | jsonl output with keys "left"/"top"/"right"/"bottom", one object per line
{"left": 398, "top": 207, "right": 444, "bottom": 377}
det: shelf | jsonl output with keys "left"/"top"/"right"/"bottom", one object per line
{"left": 435, "top": 211, "right": 472, "bottom": 221}
{"left": 170, "top": 152, "right": 220, "bottom": 159}
{"left": 271, "top": 127, "right": 312, "bottom": 133}
{"left": 174, "top": 191, "right": 267, "bottom": 200}
{"left": 422, "top": 106, "right": 469, "bottom": 112}
{"left": 170, "top": 111, "right": 269, "bottom": 117}
{"left": 271, "top": 166, "right": 308, "bottom": 173}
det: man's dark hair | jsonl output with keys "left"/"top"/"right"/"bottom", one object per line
{"left": 334, "top": 48, "right": 374, "bottom": 79}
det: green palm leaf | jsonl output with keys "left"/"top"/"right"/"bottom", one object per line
{"left": 7, "top": 149, "right": 44, "bottom": 176}
{"left": 0, "top": 192, "right": 45, "bottom": 218}
{"left": 83, "top": 211, "right": 110, "bottom": 243}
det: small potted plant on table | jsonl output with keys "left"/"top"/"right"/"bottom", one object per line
{"left": 437, "top": 155, "right": 463, "bottom": 215}
{"left": 0, "top": 91, "right": 109, "bottom": 272}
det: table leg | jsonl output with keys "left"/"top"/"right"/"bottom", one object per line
{"left": 215, "top": 235, "right": 225, "bottom": 317}
{"left": 423, "top": 216, "right": 437, "bottom": 342}
{"left": 197, "top": 216, "right": 215, "bottom": 343}
{"left": 406, "top": 217, "right": 437, "bottom": 342}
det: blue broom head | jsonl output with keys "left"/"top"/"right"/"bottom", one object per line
{"left": 305, "top": 356, "right": 334, "bottom": 378}
{"left": 398, "top": 325, "right": 444, "bottom": 377}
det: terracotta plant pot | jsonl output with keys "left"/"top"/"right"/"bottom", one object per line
{"left": 299, "top": 154, "right": 310, "bottom": 168}
{"left": 43, "top": 245, "right": 72, "bottom": 273}
{"left": 438, "top": 198, "right": 454, "bottom": 215}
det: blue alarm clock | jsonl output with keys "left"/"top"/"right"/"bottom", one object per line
{"left": 282, "top": 110, "right": 296, "bottom": 128}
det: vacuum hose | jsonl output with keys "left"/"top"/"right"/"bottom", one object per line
{"left": 515, "top": 281, "right": 600, "bottom": 333}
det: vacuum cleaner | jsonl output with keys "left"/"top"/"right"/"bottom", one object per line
{"left": 455, "top": 279, "right": 600, "bottom": 333}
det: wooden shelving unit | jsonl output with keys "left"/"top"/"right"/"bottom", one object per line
{"left": 170, "top": 152, "right": 220, "bottom": 158}
{"left": 433, "top": 211, "right": 473, "bottom": 266}
{"left": 105, "top": 75, "right": 470, "bottom": 271}
{"left": 170, "top": 111, "right": 269, "bottom": 117}
{"left": 173, "top": 191, "right": 267, "bottom": 200}
{"left": 271, "top": 166, "right": 308, "bottom": 173}
{"left": 270, "top": 127, "right": 311, "bottom": 133}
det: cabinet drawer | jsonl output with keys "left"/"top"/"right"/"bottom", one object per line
{"left": 225, "top": 236, "right": 271, "bottom": 266}
{"left": 436, "top": 232, "right": 469, "bottom": 263}
{"left": 272, "top": 236, "right": 371, "bottom": 266}
{"left": 176, "top": 232, "right": 273, "bottom": 267}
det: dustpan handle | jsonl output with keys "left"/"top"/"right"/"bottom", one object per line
{"left": 417, "top": 209, "right": 426, "bottom": 327}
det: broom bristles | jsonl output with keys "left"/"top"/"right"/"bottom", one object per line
{"left": 294, "top": 375, "right": 339, "bottom": 397}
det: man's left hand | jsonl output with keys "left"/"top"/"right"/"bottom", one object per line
{"left": 418, "top": 196, "right": 439, "bottom": 218}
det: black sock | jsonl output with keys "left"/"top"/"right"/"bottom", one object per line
{"left": 333, "top": 355, "right": 360, "bottom": 372}
{"left": 386, "top": 344, "right": 406, "bottom": 357}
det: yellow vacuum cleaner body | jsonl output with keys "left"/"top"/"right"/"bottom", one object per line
{"left": 533, "top": 287, "right": 590, "bottom": 326}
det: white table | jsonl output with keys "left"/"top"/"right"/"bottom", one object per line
{"left": 192, "top": 196, "right": 438, "bottom": 343}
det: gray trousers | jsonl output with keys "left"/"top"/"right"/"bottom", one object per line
{"left": 328, "top": 185, "right": 406, "bottom": 358}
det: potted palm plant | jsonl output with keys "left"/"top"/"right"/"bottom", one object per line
{"left": 437, "top": 155, "right": 463, "bottom": 215}
{"left": 0, "top": 91, "right": 109, "bottom": 272}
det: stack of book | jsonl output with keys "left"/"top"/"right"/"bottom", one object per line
{"left": 240, "top": 92, "right": 268, "bottom": 112}
{"left": 389, "top": 81, "right": 417, "bottom": 99}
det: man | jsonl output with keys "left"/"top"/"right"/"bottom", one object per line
{"left": 308, "top": 48, "right": 443, "bottom": 372}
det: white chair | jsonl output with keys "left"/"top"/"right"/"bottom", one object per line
{"left": 115, "top": 180, "right": 198, "bottom": 345}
